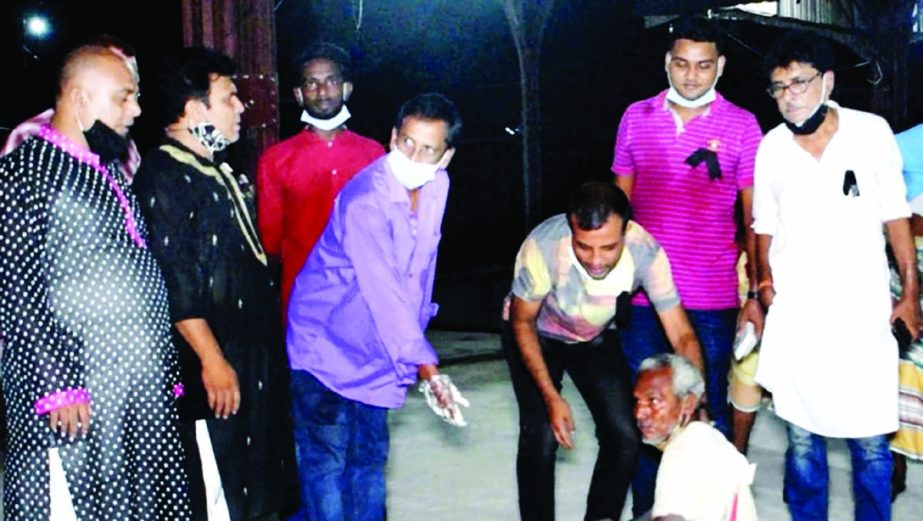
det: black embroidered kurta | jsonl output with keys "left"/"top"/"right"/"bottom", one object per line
{"left": 133, "top": 140, "right": 297, "bottom": 520}
{"left": 0, "top": 132, "right": 192, "bottom": 519}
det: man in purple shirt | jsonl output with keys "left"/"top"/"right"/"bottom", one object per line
{"left": 611, "top": 17, "right": 764, "bottom": 517}
{"left": 286, "top": 93, "right": 468, "bottom": 520}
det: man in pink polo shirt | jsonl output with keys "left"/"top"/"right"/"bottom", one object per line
{"left": 611, "top": 17, "right": 764, "bottom": 517}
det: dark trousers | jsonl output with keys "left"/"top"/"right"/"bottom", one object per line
{"left": 503, "top": 327, "right": 639, "bottom": 521}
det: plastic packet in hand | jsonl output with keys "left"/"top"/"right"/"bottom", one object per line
{"left": 419, "top": 374, "right": 470, "bottom": 427}
{"left": 733, "top": 321, "right": 758, "bottom": 361}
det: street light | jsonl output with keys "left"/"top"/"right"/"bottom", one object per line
{"left": 24, "top": 14, "right": 52, "bottom": 40}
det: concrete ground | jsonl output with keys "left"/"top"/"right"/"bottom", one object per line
{"left": 387, "top": 331, "right": 923, "bottom": 520}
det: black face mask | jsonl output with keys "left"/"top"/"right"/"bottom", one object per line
{"left": 84, "top": 120, "right": 129, "bottom": 165}
{"left": 784, "top": 104, "right": 828, "bottom": 136}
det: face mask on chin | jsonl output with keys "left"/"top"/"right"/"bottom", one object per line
{"left": 190, "top": 121, "right": 232, "bottom": 155}
{"left": 665, "top": 63, "right": 721, "bottom": 109}
{"left": 386, "top": 148, "right": 440, "bottom": 190}
{"left": 784, "top": 76, "right": 829, "bottom": 135}
{"left": 78, "top": 116, "right": 129, "bottom": 165}
{"left": 782, "top": 76, "right": 828, "bottom": 136}
{"left": 301, "top": 105, "right": 351, "bottom": 131}
{"left": 785, "top": 104, "right": 828, "bottom": 135}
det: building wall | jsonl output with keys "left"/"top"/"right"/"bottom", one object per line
{"left": 778, "top": 0, "right": 850, "bottom": 26}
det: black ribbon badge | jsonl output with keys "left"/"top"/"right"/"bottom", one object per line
{"left": 685, "top": 148, "right": 722, "bottom": 181}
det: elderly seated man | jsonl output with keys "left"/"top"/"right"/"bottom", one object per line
{"left": 634, "top": 354, "right": 758, "bottom": 521}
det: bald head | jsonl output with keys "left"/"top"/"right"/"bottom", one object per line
{"left": 55, "top": 45, "right": 141, "bottom": 137}
{"left": 58, "top": 46, "right": 127, "bottom": 97}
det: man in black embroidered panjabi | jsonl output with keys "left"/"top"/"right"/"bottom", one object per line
{"left": 133, "top": 47, "right": 298, "bottom": 520}
{"left": 0, "top": 45, "right": 192, "bottom": 519}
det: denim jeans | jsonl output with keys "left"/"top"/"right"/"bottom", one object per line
{"left": 503, "top": 327, "right": 639, "bottom": 521}
{"left": 289, "top": 369, "right": 389, "bottom": 521}
{"left": 619, "top": 304, "right": 737, "bottom": 516}
{"left": 784, "top": 422, "right": 892, "bottom": 521}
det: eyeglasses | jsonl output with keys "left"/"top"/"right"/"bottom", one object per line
{"left": 766, "top": 72, "right": 822, "bottom": 99}
{"left": 396, "top": 135, "right": 446, "bottom": 163}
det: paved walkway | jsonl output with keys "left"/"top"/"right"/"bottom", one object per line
{"left": 0, "top": 331, "right": 918, "bottom": 519}
{"left": 387, "top": 331, "right": 923, "bottom": 520}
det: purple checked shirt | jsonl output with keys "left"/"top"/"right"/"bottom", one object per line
{"left": 286, "top": 155, "right": 447, "bottom": 408}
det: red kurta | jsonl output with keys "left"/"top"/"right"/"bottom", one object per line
{"left": 257, "top": 129, "right": 385, "bottom": 312}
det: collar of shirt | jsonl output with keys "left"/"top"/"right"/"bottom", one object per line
{"left": 37, "top": 124, "right": 104, "bottom": 172}
{"left": 658, "top": 89, "right": 725, "bottom": 134}
{"left": 162, "top": 136, "right": 230, "bottom": 167}
{"left": 300, "top": 127, "right": 349, "bottom": 148}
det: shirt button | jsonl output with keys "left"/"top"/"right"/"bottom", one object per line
{"left": 332, "top": 169, "right": 338, "bottom": 176}
{"left": 327, "top": 141, "right": 333, "bottom": 148}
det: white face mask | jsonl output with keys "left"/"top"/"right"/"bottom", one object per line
{"left": 386, "top": 148, "right": 439, "bottom": 190}
{"left": 664, "top": 59, "right": 721, "bottom": 109}
{"left": 301, "top": 105, "right": 351, "bottom": 131}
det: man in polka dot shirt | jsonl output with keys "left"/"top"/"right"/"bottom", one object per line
{"left": 0, "top": 45, "right": 191, "bottom": 519}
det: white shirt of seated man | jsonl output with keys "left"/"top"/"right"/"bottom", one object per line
{"left": 634, "top": 354, "right": 758, "bottom": 521}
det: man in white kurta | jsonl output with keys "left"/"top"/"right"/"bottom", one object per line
{"left": 653, "top": 422, "right": 757, "bottom": 521}
{"left": 752, "top": 32, "right": 919, "bottom": 521}
{"left": 635, "top": 354, "right": 758, "bottom": 521}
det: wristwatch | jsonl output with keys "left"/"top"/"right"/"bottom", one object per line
{"left": 746, "top": 290, "right": 759, "bottom": 300}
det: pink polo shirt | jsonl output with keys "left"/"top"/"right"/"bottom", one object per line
{"left": 612, "top": 90, "right": 762, "bottom": 310}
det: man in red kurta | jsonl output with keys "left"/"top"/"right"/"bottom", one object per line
{"left": 257, "top": 42, "right": 384, "bottom": 312}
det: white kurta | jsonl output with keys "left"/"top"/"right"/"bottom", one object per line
{"left": 653, "top": 422, "right": 758, "bottom": 521}
{"left": 752, "top": 103, "right": 908, "bottom": 438}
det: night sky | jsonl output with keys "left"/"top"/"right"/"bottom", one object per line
{"left": 3, "top": 1, "right": 923, "bottom": 329}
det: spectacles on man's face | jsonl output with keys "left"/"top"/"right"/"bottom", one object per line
{"left": 766, "top": 71, "right": 822, "bottom": 99}
{"left": 396, "top": 134, "right": 446, "bottom": 163}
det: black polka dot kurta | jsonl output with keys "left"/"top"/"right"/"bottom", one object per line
{"left": 133, "top": 140, "right": 298, "bottom": 520}
{"left": 0, "top": 131, "right": 192, "bottom": 520}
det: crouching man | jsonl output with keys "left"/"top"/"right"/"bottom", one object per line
{"left": 634, "top": 354, "right": 758, "bottom": 521}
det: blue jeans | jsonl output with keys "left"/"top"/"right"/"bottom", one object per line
{"left": 289, "top": 370, "right": 389, "bottom": 521}
{"left": 620, "top": 304, "right": 737, "bottom": 516}
{"left": 784, "top": 422, "right": 892, "bottom": 521}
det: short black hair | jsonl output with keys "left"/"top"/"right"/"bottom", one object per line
{"left": 394, "top": 93, "right": 463, "bottom": 148}
{"left": 158, "top": 47, "right": 237, "bottom": 126}
{"left": 668, "top": 17, "right": 724, "bottom": 55}
{"left": 763, "top": 31, "right": 835, "bottom": 77}
{"left": 567, "top": 181, "right": 631, "bottom": 232}
{"left": 293, "top": 41, "right": 352, "bottom": 84}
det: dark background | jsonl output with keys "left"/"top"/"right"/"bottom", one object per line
{"left": 3, "top": 1, "right": 923, "bottom": 330}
